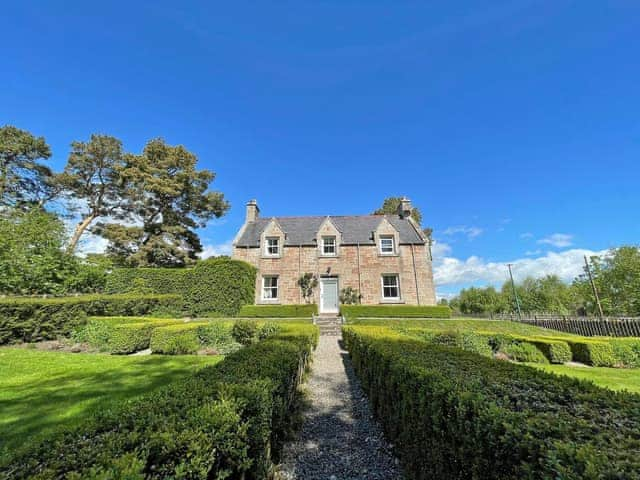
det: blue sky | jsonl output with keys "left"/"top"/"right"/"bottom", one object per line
{"left": 3, "top": 1, "right": 639, "bottom": 298}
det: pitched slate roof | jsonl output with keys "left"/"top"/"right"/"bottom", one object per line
{"left": 234, "top": 215, "right": 425, "bottom": 247}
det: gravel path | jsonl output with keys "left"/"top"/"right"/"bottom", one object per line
{"left": 277, "top": 336, "right": 403, "bottom": 480}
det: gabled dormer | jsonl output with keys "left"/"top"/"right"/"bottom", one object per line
{"left": 374, "top": 217, "right": 400, "bottom": 256}
{"left": 316, "top": 217, "right": 341, "bottom": 257}
{"left": 260, "top": 218, "right": 285, "bottom": 258}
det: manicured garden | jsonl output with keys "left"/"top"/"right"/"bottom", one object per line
{"left": 0, "top": 348, "right": 222, "bottom": 453}
{"left": 343, "top": 324, "right": 640, "bottom": 479}
{"left": 528, "top": 362, "right": 640, "bottom": 393}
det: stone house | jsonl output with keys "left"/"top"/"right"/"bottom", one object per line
{"left": 231, "top": 198, "right": 436, "bottom": 314}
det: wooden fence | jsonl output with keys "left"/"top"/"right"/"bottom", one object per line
{"left": 493, "top": 313, "right": 640, "bottom": 337}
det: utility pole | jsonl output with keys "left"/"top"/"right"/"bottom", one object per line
{"left": 584, "top": 255, "right": 604, "bottom": 319}
{"left": 507, "top": 263, "right": 522, "bottom": 320}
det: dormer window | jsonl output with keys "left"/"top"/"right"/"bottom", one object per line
{"left": 322, "top": 236, "right": 337, "bottom": 256}
{"left": 379, "top": 235, "right": 395, "bottom": 255}
{"left": 265, "top": 237, "right": 280, "bottom": 256}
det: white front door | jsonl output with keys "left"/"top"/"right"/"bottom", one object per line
{"left": 320, "top": 277, "right": 339, "bottom": 313}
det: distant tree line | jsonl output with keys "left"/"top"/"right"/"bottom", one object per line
{"left": 441, "top": 246, "right": 640, "bottom": 317}
{"left": 0, "top": 124, "right": 228, "bottom": 295}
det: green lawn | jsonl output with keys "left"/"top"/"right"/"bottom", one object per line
{"left": 527, "top": 363, "right": 640, "bottom": 394}
{"left": 0, "top": 348, "right": 221, "bottom": 453}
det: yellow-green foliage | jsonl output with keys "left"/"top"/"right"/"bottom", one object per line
{"left": 342, "top": 325, "right": 640, "bottom": 479}
{"left": 341, "top": 304, "right": 451, "bottom": 321}
{"left": 238, "top": 304, "right": 318, "bottom": 318}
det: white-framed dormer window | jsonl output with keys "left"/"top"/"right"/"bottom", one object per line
{"left": 262, "top": 276, "right": 279, "bottom": 300}
{"left": 381, "top": 274, "right": 400, "bottom": 300}
{"left": 379, "top": 235, "right": 395, "bottom": 255}
{"left": 265, "top": 237, "right": 280, "bottom": 256}
{"left": 322, "top": 236, "right": 337, "bottom": 256}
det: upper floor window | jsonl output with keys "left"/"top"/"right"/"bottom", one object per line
{"left": 265, "top": 237, "right": 280, "bottom": 256}
{"left": 322, "top": 236, "right": 337, "bottom": 256}
{"left": 379, "top": 235, "right": 395, "bottom": 255}
{"left": 262, "top": 276, "right": 279, "bottom": 300}
{"left": 382, "top": 274, "right": 400, "bottom": 300}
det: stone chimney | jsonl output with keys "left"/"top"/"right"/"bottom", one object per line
{"left": 398, "top": 197, "right": 412, "bottom": 219}
{"left": 246, "top": 199, "right": 259, "bottom": 223}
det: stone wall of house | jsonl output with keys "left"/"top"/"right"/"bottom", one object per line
{"left": 232, "top": 243, "right": 436, "bottom": 306}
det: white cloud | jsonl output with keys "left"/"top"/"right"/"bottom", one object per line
{"left": 537, "top": 233, "right": 573, "bottom": 248}
{"left": 525, "top": 249, "right": 542, "bottom": 256}
{"left": 431, "top": 240, "right": 452, "bottom": 259}
{"left": 520, "top": 232, "right": 534, "bottom": 239}
{"left": 442, "top": 225, "right": 483, "bottom": 239}
{"left": 76, "top": 233, "right": 109, "bottom": 256}
{"left": 434, "top": 248, "right": 608, "bottom": 287}
{"left": 200, "top": 240, "right": 233, "bottom": 258}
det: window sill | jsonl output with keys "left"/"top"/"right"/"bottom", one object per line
{"left": 318, "top": 254, "right": 339, "bottom": 259}
{"left": 261, "top": 255, "right": 282, "bottom": 259}
{"left": 378, "top": 253, "right": 400, "bottom": 258}
{"left": 379, "top": 299, "right": 405, "bottom": 304}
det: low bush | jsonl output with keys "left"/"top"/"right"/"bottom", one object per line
{"left": 150, "top": 323, "right": 204, "bottom": 354}
{"left": 2, "top": 324, "right": 319, "bottom": 479}
{"left": 500, "top": 340, "right": 549, "bottom": 363}
{"left": 568, "top": 339, "right": 617, "bottom": 367}
{"left": 238, "top": 304, "right": 318, "bottom": 318}
{"left": 341, "top": 304, "right": 451, "bottom": 321}
{"left": 610, "top": 338, "right": 640, "bottom": 367}
{"left": 0, "top": 294, "right": 183, "bottom": 345}
{"left": 528, "top": 337, "right": 572, "bottom": 364}
{"left": 343, "top": 326, "right": 640, "bottom": 479}
{"left": 409, "top": 329, "right": 493, "bottom": 357}
{"left": 258, "top": 321, "right": 282, "bottom": 340}
{"left": 75, "top": 317, "right": 184, "bottom": 354}
{"left": 232, "top": 319, "right": 259, "bottom": 346}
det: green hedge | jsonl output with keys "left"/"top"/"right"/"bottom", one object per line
{"left": 105, "top": 258, "right": 257, "bottom": 316}
{"left": 150, "top": 323, "right": 206, "bottom": 354}
{"left": 341, "top": 304, "right": 451, "bottom": 321}
{"left": 568, "top": 339, "right": 617, "bottom": 367}
{"left": 2, "top": 324, "right": 319, "bottom": 479}
{"left": 0, "top": 294, "right": 183, "bottom": 345}
{"left": 343, "top": 326, "right": 640, "bottom": 479}
{"left": 238, "top": 304, "right": 317, "bottom": 318}
{"left": 76, "top": 317, "right": 185, "bottom": 354}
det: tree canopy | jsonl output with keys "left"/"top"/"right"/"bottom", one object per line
{"left": 95, "top": 138, "right": 229, "bottom": 267}
{"left": 372, "top": 196, "right": 423, "bottom": 225}
{"left": 0, "top": 125, "right": 53, "bottom": 207}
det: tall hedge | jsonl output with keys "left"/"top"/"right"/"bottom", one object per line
{"left": 0, "top": 294, "right": 183, "bottom": 344}
{"left": 105, "top": 258, "right": 257, "bottom": 316}
{"left": 343, "top": 326, "right": 640, "bottom": 479}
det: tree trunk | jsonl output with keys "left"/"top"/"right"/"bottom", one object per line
{"left": 67, "top": 214, "right": 97, "bottom": 254}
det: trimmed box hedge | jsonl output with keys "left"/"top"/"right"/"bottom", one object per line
{"left": 76, "top": 317, "right": 186, "bottom": 354}
{"left": 105, "top": 258, "right": 257, "bottom": 316}
{"left": 0, "top": 294, "right": 183, "bottom": 345}
{"left": 150, "top": 323, "right": 205, "bottom": 354}
{"left": 238, "top": 304, "right": 318, "bottom": 318}
{"left": 341, "top": 304, "right": 451, "bottom": 321}
{"left": 343, "top": 326, "right": 640, "bottom": 479}
{"left": 2, "top": 324, "right": 319, "bottom": 479}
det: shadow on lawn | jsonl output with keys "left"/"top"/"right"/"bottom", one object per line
{"left": 0, "top": 356, "right": 207, "bottom": 453}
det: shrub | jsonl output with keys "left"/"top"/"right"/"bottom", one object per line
{"left": 3, "top": 325, "right": 319, "bottom": 479}
{"left": 528, "top": 337, "right": 572, "bottom": 364}
{"left": 569, "top": 339, "right": 617, "bottom": 367}
{"left": 500, "top": 341, "right": 549, "bottom": 363}
{"left": 258, "top": 321, "right": 281, "bottom": 340}
{"left": 238, "top": 304, "right": 318, "bottom": 318}
{"left": 105, "top": 258, "right": 257, "bottom": 316}
{"left": 197, "top": 321, "right": 240, "bottom": 354}
{"left": 0, "top": 294, "right": 183, "bottom": 345}
{"left": 342, "top": 326, "right": 640, "bottom": 479}
{"left": 341, "top": 304, "right": 451, "bottom": 321}
{"left": 75, "top": 317, "right": 184, "bottom": 353}
{"left": 150, "top": 323, "right": 203, "bottom": 354}
{"left": 413, "top": 330, "right": 493, "bottom": 357}
{"left": 611, "top": 338, "right": 640, "bottom": 367}
{"left": 232, "top": 319, "right": 258, "bottom": 346}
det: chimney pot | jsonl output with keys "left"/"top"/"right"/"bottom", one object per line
{"left": 398, "top": 197, "right": 412, "bottom": 219}
{"left": 246, "top": 199, "right": 259, "bottom": 223}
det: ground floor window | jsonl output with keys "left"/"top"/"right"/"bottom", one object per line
{"left": 381, "top": 274, "right": 400, "bottom": 300}
{"left": 262, "top": 276, "right": 279, "bottom": 300}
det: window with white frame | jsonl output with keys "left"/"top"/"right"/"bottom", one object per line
{"left": 381, "top": 274, "right": 400, "bottom": 299}
{"left": 265, "top": 237, "right": 280, "bottom": 256}
{"left": 379, "top": 235, "right": 395, "bottom": 255}
{"left": 262, "top": 276, "right": 279, "bottom": 300}
{"left": 322, "top": 236, "right": 337, "bottom": 255}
